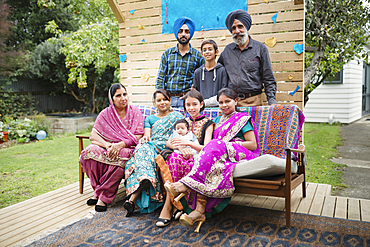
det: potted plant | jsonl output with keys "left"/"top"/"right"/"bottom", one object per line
{"left": 0, "top": 121, "right": 9, "bottom": 143}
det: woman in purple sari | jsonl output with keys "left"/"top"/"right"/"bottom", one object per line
{"left": 80, "top": 83, "right": 144, "bottom": 212}
{"left": 165, "top": 88, "right": 260, "bottom": 232}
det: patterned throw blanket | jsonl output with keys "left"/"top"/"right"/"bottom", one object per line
{"left": 134, "top": 104, "right": 305, "bottom": 160}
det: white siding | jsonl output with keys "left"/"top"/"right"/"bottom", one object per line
{"left": 304, "top": 60, "right": 363, "bottom": 124}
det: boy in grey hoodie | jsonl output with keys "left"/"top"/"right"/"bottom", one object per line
{"left": 193, "top": 40, "right": 228, "bottom": 107}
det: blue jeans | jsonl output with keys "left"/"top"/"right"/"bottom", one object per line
{"left": 171, "top": 96, "right": 183, "bottom": 108}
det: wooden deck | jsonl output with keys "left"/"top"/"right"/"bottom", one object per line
{"left": 1, "top": 181, "right": 370, "bottom": 247}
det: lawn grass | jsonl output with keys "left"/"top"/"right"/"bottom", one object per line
{"left": 0, "top": 123, "right": 346, "bottom": 209}
{"left": 0, "top": 131, "right": 91, "bottom": 209}
{"left": 304, "top": 123, "right": 346, "bottom": 191}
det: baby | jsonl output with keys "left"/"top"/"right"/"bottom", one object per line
{"left": 170, "top": 119, "right": 199, "bottom": 156}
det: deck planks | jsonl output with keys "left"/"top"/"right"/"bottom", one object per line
{"left": 321, "top": 196, "right": 336, "bottom": 217}
{"left": 0, "top": 179, "right": 126, "bottom": 247}
{"left": 1, "top": 182, "right": 370, "bottom": 246}
{"left": 348, "top": 198, "right": 361, "bottom": 221}
{"left": 334, "top": 197, "right": 347, "bottom": 219}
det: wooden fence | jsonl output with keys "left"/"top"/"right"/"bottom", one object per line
{"left": 111, "top": 0, "right": 304, "bottom": 109}
{"left": 0, "top": 78, "right": 82, "bottom": 113}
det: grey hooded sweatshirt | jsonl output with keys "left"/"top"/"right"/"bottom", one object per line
{"left": 193, "top": 63, "right": 228, "bottom": 105}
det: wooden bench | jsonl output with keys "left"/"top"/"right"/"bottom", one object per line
{"left": 77, "top": 104, "right": 306, "bottom": 227}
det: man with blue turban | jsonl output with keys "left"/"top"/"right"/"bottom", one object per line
{"left": 219, "top": 9, "right": 276, "bottom": 106}
{"left": 156, "top": 17, "right": 204, "bottom": 107}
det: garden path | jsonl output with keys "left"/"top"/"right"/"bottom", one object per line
{"left": 331, "top": 115, "right": 370, "bottom": 200}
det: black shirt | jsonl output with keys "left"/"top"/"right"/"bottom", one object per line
{"left": 218, "top": 37, "right": 277, "bottom": 105}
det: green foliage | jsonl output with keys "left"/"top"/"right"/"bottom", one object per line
{"left": 305, "top": 123, "right": 346, "bottom": 192}
{"left": 58, "top": 19, "right": 120, "bottom": 89}
{"left": 64, "top": 0, "right": 115, "bottom": 25}
{"left": 305, "top": 0, "right": 370, "bottom": 104}
{"left": 25, "top": 25, "right": 116, "bottom": 113}
{"left": 0, "top": 84, "right": 34, "bottom": 122}
{"left": 6, "top": 0, "right": 79, "bottom": 51}
{"left": 0, "top": 121, "right": 4, "bottom": 140}
{"left": 0, "top": 0, "right": 28, "bottom": 77}
{"left": 27, "top": 38, "right": 69, "bottom": 87}
{"left": 6, "top": 117, "right": 50, "bottom": 143}
{"left": 32, "top": 0, "right": 120, "bottom": 113}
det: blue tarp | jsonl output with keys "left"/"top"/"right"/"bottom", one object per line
{"left": 161, "top": 0, "right": 248, "bottom": 34}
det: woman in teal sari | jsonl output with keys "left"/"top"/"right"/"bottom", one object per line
{"left": 124, "top": 89, "right": 183, "bottom": 216}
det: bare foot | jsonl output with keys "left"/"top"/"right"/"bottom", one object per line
{"left": 96, "top": 199, "right": 106, "bottom": 206}
{"left": 186, "top": 210, "right": 205, "bottom": 221}
{"left": 159, "top": 205, "right": 172, "bottom": 220}
{"left": 171, "top": 182, "right": 188, "bottom": 193}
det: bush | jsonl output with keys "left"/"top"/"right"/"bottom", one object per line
{"left": 6, "top": 116, "right": 51, "bottom": 143}
{"left": 0, "top": 84, "right": 34, "bottom": 122}
{"left": 0, "top": 121, "right": 4, "bottom": 140}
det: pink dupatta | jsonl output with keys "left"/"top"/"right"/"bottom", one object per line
{"left": 80, "top": 87, "right": 144, "bottom": 167}
{"left": 93, "top": 87, "right": 144, "bottom": 147}
{"left": 93, "top": 104, "right": 144, "bottom": 148}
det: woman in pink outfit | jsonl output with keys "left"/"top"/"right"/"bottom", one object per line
{"left": 80, "top": 83, "right": 144, "bottom": 212}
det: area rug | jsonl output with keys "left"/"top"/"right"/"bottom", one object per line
{"left": 27, "top": 200, "right": 370, "bottom": 247}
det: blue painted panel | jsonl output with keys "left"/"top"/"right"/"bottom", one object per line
{"left": 161, "top": 0, "right": 248, "bottom": 34}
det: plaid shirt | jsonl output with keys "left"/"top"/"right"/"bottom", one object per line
{"left": 156, "top": 44, "right": 204, "bottom": 94}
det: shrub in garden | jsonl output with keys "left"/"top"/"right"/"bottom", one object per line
{"left": 0, "top": 84, "right": 34, "bottom": 122}
{"left": 7, "top": 116, "right": 51, "bottom": 143}
{"left": 0, "top": 121, "right": 4, "bottom": 140}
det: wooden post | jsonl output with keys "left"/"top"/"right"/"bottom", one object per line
{"left": 106, "top": 0, "right": 125, "bottom": 23}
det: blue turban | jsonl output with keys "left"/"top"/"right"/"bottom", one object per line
{"left": 225, "top": 9, "right": 252, "bottom": 33}
{"left": 173, "top": 17, "right": 195, "bottom": 40}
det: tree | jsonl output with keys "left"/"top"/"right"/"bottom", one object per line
{"left": 27, "top": 36, "right": 115, "bottom": 113}
{"left": 6, "top": 0, "right": 79, "bottom": 51}
{"left": 42, "top": 0, "right": 120, "bottom": 113}
{"left": 305, "top": 0, "right": 370, "bottom": 104}
{"left": 27, "top": 38, "right": 69, "bottom": 88}
{"left": 0, "top": 0, "right": 27, "bottom": 77}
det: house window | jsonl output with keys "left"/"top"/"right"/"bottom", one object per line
{"left": 323, "top": 70, "right": 343, "bottom": 84}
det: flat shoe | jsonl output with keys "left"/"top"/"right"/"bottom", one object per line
{"left": 172, "top": 209, "right": 183, "bottom": 221}
{"left": 156, "top": 218, "right": 171, "bottom": 227}
{"left": 124, "top": 200, "right": 135, "bottom": 217}
{"left": 95, "top": 202, "right": 107, "bottom": 212}
{"left": 86, "top": 198, "right": 98, "bottom": 206}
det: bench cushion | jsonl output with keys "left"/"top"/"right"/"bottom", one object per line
{"left": 134, "top": 104, "right": 305, "bottom": 160}
{"left": 233, "top": 154, "right": 297, "bottom": 178}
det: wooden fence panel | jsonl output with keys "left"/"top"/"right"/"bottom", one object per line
{"left": 115, "top": 0, "right": 304, "bottom": 107}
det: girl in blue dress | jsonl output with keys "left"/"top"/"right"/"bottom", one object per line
{"left": 124, "top": 89, "right": 183, "bottom": 216}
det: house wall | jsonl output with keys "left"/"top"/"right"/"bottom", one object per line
{"left": 304, "top": 60, "right": 363, "bottom": 124}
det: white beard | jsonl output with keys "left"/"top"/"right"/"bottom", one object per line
{"left": 232, "top": 32, "right": 249, "bottom": 47}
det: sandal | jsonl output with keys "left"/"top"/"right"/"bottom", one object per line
{"left": 164, "top": 182, "right": 188, "bottom": 203}
{"left": 179, "top": 210, "right": 206, "bottom": 233}
{"left": 124, "top": 200, "right": 135, "bottom": 217}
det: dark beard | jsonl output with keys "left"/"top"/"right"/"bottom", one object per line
{"left": 178, "top": 36, "right": 190, "bottom": 45}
